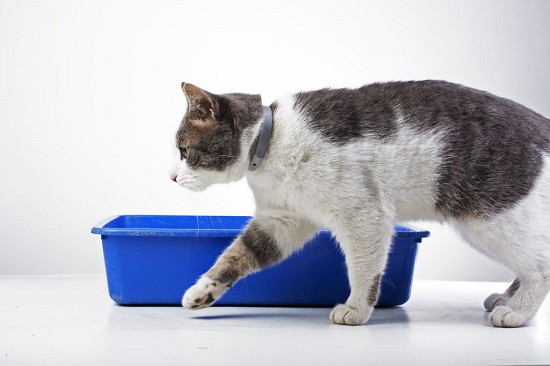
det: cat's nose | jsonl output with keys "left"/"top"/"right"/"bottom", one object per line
{"left": 170, "top": 175, "right": 178, "bottom": 183}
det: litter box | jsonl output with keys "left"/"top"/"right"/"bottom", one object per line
{"left": 91, "top": 215, "right": 429, "bottom": 307}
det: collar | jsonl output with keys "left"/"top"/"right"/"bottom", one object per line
{"left": 249, "top": 105, "right": 273, "bottom": 171}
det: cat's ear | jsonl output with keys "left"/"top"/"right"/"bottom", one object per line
{"left": 182, "top": 82, "right": 219, "bottom": 120}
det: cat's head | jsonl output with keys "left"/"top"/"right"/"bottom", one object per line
{"left": 170, "top": 83, "right": 263, "bottom": 191}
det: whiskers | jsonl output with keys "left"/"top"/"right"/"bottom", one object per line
{"left": 176, "top": 173, "right": 212, "bottom": 192}
{"left": 189, "top": 176, "right": 211, "bottom": 192}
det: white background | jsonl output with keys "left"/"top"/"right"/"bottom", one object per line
{"left": 1, "top": 0, "right": 549, "bottom": 280}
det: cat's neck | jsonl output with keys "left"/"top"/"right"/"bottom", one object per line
{"left": 247, "top": 94, "right": 315, "bottom": 182}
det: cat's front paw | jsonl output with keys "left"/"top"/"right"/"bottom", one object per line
{"left": 182, "top": 276, "right": 227, "bottom": 310}
{"left": 329, "top": 304, "right": 372, "bottom": 326}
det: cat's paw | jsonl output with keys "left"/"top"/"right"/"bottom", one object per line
{"left": 182, "top": 276, "right": 226, "bottom": 310}
{"left": 484, "top": 293, "right": 510, "bottom": 311}
{"left": 329, "top": 304, "right": 372, "bottom": 326}
{"left": 489, "top": 306, "right": 529, "bottom": 328}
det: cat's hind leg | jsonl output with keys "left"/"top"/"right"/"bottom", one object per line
{"left": 489, "top": 275, "right": 550, "bottom": 328}
{"left": 484, "top": 278, "right": 521, "bottom": 311}
{"left": 460, "top": 220, "right": 550, "bottom": 328}
{"left": 456, "top": 154, "right": 550, "bottom": 327}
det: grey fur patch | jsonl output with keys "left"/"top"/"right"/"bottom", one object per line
{"left": 241, "top": 222, "right": 282, "bottom": 268}
{"left": 294, "top": 87, "right": 398, "bottom": 144}
{"left": 205, "top": 245, "right": 247, "bottom": 287}
{"left": 367, "top": 273, "right": 383, "bottom": 307}
{"left": 177, "top": 84, "right": 262, "bottom": 172}
{"left": 213, "top": 269, "right": 241, "bottom": 288}
{"left": 204, "top": 222, "right": 281, "bottom": 287}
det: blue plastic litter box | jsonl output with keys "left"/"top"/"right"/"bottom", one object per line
{"left": 91, "top": 215, "right": 429, "bottom": 307}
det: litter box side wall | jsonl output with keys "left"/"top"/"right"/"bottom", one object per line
{"left": 377, "top": 236, "right": 421, "bottom": 307}
{"left": 92, "top": 216, "right": 429, "bottom": 307}
{"left": 100, "top": 235, "right": 229, "bottom": 305}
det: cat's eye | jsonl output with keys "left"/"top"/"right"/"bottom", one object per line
{"left": 180, "top": 147, "right": 189, "bottom": 160}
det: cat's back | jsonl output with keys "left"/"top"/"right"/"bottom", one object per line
{"left": 293, "top": 80, "right": 550, "bottom": 146}
{"left": 290, "top": 80, "right": 550, "bottom": 219}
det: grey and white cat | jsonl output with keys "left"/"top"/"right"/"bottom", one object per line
{"left": 170, "top": 81, "right": 550, "bottom": 327}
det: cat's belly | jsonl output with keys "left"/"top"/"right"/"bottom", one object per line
{"left": 394, "top": 199, "right": 440, "bottom": 222}
{"left": 393, "top": 184, "right": 441, "bottom": 222}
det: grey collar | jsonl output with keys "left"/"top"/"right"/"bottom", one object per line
{"left": 249, "top": 105, "right": 273, "bottom": 171}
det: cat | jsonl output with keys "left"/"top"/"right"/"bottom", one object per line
{"left": 170, "top": 80, "right": 550, "bottom": 327}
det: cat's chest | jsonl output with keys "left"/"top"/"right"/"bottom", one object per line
{"left": 247, "top": 168, "right": 313, "bottom": 210}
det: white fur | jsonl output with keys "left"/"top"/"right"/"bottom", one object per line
{"left": 243, "top": 95, "right": 447, "bottom": 325}
{"left": 182, "top": 276, "right": 227, "bottom": 310}
{"left": 177, "top": 93, "right": 550, "bottom": 327}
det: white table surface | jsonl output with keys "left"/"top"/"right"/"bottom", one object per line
{"left": 1, "top": 275, "right": 549, "bottom": 365}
